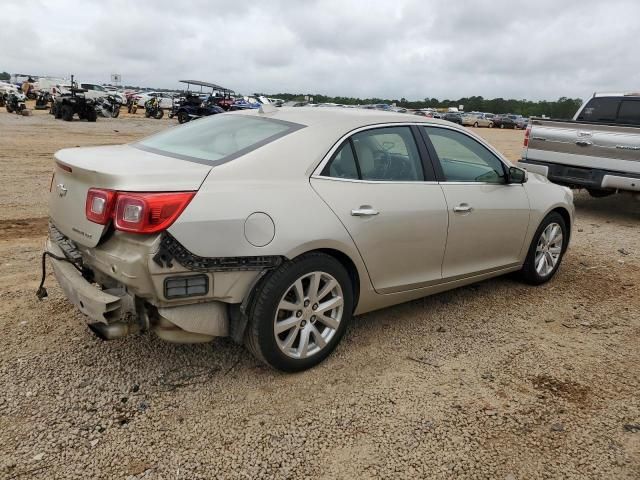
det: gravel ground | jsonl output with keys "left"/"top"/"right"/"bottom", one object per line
{"left": 0, "top": 107, "right": 639, "bottom": 479}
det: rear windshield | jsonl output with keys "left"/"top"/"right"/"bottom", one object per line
{"left": 136, "top": 114, "right": 302, "bottom": 164}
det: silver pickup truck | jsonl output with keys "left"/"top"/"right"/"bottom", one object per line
{"left": 520, "top": 93, "right": 640, "bottom": 198}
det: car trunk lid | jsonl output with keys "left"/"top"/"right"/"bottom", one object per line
{"left": 49, "top": 144, "right": 211, "bottom": 248}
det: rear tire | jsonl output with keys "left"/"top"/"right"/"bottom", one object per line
{"left": 61, "top": 104, "right": 74, "bottom": 121}
{"left": 245, "top": 253, "right": 354, "bottom": 372}
{"left": 473, "top": 122, "right": 478, "bottom": 127}
{"left": 111, "top": 107, "right": 120, "bottom": 118}
{"left": 6, "top": 104, "right": 13, "bottom": 113}
{"left": 587, "top": 188, "right": 614, "bottom": 198}
{"left": 85, "top": 109, "right": 97, "bottom": 122}
{"left": 519, "top": 212, "right": 568, "bottom": 285}
{"left": 154, "top": 108, "right": 164, "bottom": 119}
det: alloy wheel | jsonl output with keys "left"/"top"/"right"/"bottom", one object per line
{"left": 273, "top": 271, "right": 344, "bottom": 359}
{"left": 535, "top": 222, "right": 563, "bottom": 277}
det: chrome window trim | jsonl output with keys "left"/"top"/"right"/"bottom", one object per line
{"left": 311, "top": 176, "right": 440, "bottom": 185}
{"left": 311, "top": 122, "right": 435, "bottom": 182}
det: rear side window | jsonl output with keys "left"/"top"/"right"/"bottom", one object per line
{"left": 321, "top": 126, "right": 424, "bottom": 182}
{"left": 136, "top": 114, "right": 302, "bottom": 164}
{"left": 577, "top": 97, "right": 620, "bottom": 123}
{"left": 617, "top": 100, "right": 640, "bottom": 125}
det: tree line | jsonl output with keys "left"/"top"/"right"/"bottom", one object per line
{"left": 269, "top": 93, "right": 583, "bottom": 118}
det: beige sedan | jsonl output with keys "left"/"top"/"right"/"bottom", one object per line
{"left": 462, "top": 113, "right": 494, "bottom": 127}
{"left": 44, "top": 107, "right": 574, "bottom": 371}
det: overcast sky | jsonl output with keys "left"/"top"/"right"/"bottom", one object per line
{"left": 2, "top": 0, "right": 639, "bottom": 101}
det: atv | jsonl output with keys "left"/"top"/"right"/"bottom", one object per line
{"left": 5, "top": 91, "right": 27, "bottom": 114}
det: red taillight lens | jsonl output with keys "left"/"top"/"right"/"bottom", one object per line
{"left": 113, "top": 192, "right": 195, "bottom": 233}
{"left": 524, "top": 126, "right": 531, "bottom": 147}
{"left": 86, "top": 188, "right": 116, "bottom": 224}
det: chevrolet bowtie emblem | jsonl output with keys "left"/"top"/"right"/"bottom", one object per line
{"left": 56, "top": 183, "right": 68, "bottom": 197}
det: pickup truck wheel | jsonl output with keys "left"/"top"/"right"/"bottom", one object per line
{"left": 519, "top": 212, "right": 568, "bottom": 285}
{"left": 245, "top": 253, "right": 354, "bottom": 372}
{"left": 587, "top": 188, "right": 615, "bottom": 198}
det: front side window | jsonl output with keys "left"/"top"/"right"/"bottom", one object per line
{"left": 137, "top": 114, "right": 300, "bottom": 164}
{"left": 322, "top": 126, "right": 424, "bottom": 181}
{"left": 577, "top": 97, "right": 620, "bottom": 123}
{"left": 424, "top": 127, "right": 506, "bottom": 183}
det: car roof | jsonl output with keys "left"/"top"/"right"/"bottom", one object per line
{"left": 227, "top": 106, "right": 457, "bottom": 131}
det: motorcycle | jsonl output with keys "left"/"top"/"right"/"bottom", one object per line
{"left": 127, "top": 96, "right": 138, "bottom": 114}
{"left": 144, "top": 97, "right": 164, "bottom": 119}
{"left": 35, "top": 91, "right": 52, "bottom": 110}
{"left": 95, "top": 94, "right": 121, "bottom": 118}
{"left": 5, "top": 91, "right": 27, "bottom": 114}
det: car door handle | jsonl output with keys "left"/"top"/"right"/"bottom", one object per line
{"left": 453, "top": 204, "right": 473, "bottom": 213}
{"left": 351, "top": 207, "right": 379, "bottom": 217}
{"left": 575, "top": 140, "right": 592, "bottom": 146}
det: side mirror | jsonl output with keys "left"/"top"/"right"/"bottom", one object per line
{"left": 508, "top": 166, "right": 527, "bottom": 184}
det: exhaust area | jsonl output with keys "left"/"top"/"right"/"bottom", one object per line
{"left": 88, "top": 322, "right": 139, "bottom": 341}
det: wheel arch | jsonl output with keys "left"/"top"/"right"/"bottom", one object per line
{"left": 549, "top": 206, "right": 572, "bottom": 247}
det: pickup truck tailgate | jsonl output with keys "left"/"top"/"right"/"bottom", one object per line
{"left": 527, "top": 120, "right": 640, "bottom": 175}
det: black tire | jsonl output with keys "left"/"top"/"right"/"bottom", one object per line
{"left": 6, "top": 104, "right": 13, "bottom": 113}
{"left": 154, "top": 108, "right": 164, "bottom": 119}
{"left": 519, "top": 212, "right": 568, "bottom": 285}
{"left": 85, "top": 109, "right": 97, "bottom": 122}
{"left": 488, "top": 122, "right": 493, "bottom": 128}
{"left": 499, "top": 123, "right": 504, "bottom": 129}
{"left": 587, "top": 188, "right": 614, "bottom": 198}
{"left": 53, "top": 104, "right": 62, "bottom": 118}
{"left": 144, "top": 109, "right": 151, "bottom": 118}
{"left": 111, "top": 106, "right": 120, "bottom": 118}
{"left": 177, "top": 111, "right": 190, "bottom": 124}
{"left": 473, "top": 122, "right": 478, "bottom": 127}
{"left": 61, "top": 104, "right": 74, "bottom": 121}
{"left": 245, "top": 253, "right": 354, "bottom": 372}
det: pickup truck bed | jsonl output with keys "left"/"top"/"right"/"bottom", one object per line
{"left": 520, "top": 94, "right": 640, "bottom": 196}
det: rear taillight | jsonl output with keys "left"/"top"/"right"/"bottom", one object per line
{"left": 86, "top": 188, "right": 116, "bottom": 224}
{"left": 524, "top": 125, "right": 531, "bottom": 147}
{"left": 85, "top": 190, "right": 195, "bottom": 233}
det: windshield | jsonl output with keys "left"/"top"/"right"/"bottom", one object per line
{"left": 136, "top": 114, "right": 302, "bottom": 164}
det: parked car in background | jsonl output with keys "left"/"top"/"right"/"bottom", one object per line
{"left": 493, "top": 115, "right": 518, "bottom": 129}
{"left": 135, "top": 91, "right": 174, "bottom": 109}
{"left": 516, "top": 117, "right": 529, "bottom": 129}
{"left": 45, "top": 108, "right": 573, "bottom": 372}
{"left": 443, "top": 112, "right": 463, "bottom": 124}
{"left": 79, "top": 83, "right": 110, "bottom": 101}
{"left": 462, "top": 113, "right": 494, "bottom": 128}
{"left": 521, "top": 92, "right": 640, "bottom": 198}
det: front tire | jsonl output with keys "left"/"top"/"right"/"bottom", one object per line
{"left": 177, "top": 111, "right": 190, "bottom": 124}
{"left": 154, "top": 108, "right": 164, "bottom": 119}
{"left": 245, "top": 253, "right": 354, "bottom": 372}
{"left": 61, "top": 104, "right": 74, "bottom": 121}
{"left": 519, "top": 212, "right": 568, "bottom": 285}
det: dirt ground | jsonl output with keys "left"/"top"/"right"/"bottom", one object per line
{"left": 0, "top": 105, "right": 638, "bottom": 480}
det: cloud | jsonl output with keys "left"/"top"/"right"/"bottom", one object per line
{"left": 1, "top": 0, "right": 639, "bottom": 100}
